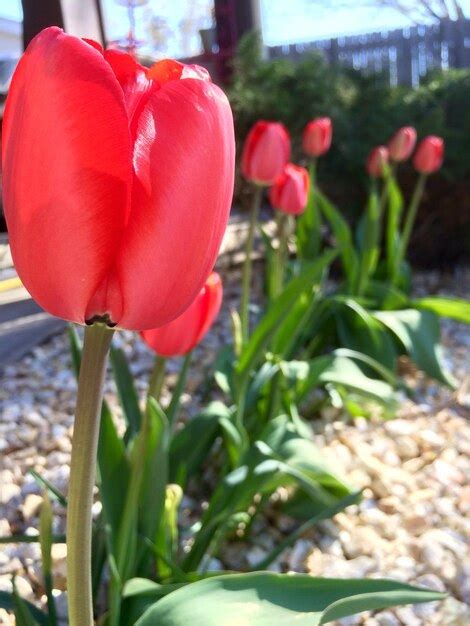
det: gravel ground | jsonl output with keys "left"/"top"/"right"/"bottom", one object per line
{"left": 0, "top": 262, "right": 469, "bottom": 625}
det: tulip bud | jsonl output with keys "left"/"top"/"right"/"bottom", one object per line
{"left": 269, "top": 163, "right": 310, "bottom": 216}
{"left": 413, "top": 135, "right": 444, "bottom": 174}
{"left": 241, "top": 120, "right": 291, "bottom": 186}
{"left": 2, "top": 28, "right": 235, "bottom": 330}
{"left": 388, "top": 126, "right": 417, "bottom": 162}
{"left": 367, "top": 146, "right": 389, "bottom": 178}
{"left": 140, "top": 272, "right": 223, "bottom": 357}
{"left": 302, "top": 117, "right": 333, "bottom": 157}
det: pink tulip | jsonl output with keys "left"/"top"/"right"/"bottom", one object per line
{"left": 413, "top": 136, "right": 444, "bottom": 174}
{"left": 388, "top": 126, "right": 417, "bottom": 162}
{"left": 302, "top": 117, "right": 332, "bottom": 157}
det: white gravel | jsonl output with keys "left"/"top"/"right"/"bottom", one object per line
{"left": 0, "top": 266, "right": 469, "bottom": 625}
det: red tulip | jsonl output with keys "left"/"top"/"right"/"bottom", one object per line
{"left": 140, "top": 272, "right": 222, "bottom": 357}
{"left": 366, "top": 146, "right": 389, "bottom": 178}
{"left": 388, "top": 126, "right": 417, "bottom": 162}
{"left": 302, "top": 117, "right": 332, "bottom": 157}
{"left": 269, "top": 163, "right": 310, "bottom": 216}
{"left": 2, "top": 28, "right": 235, "bottom": 330}
{"left": 241, "top": 121, "right": 290, "bottom": 186}
{"left": 413, "top": 136, "right": 444, "bottom": 174}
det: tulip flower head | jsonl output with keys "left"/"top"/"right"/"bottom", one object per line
{"left": 388, "top": 126, "right": 417, "bottom": 162}
{"left": 2, "top": 28, "right": 235, "bottom": 330}
{"left": 269, "top": 163, "right": 310, "bottom": 216}
{"left": 367, "top": 146, "right": 389, "bottom": 178}
{"left": 140, "top": 272, "right": 223, "bottom": 357}
{"left": 302, "top": 117, "right": 333, "bottom": 157}
{"left": 413, "top": 136, "right": 444, "bottom": 174}
{"left": 241, "top": 121, "right": 291, "bottom": 186}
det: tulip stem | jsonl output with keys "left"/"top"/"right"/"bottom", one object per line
{"left": 272, "top": 212, "right": 289, "bottom": 298}
{"left": 148, "top": 355, "right": 167, "bottom": 402}
{"left": 240, "top": 185, "right": 262, "bottom": 345}
{"left": 67, "top": 323, "right": 114, "bottom": 626}
{"left": 166, "top": 352, "right": 192, "bottom": 430}
{"left": 394, "top": 173, "right": 427, "bottom": 283}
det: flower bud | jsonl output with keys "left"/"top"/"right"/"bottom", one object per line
{"left": 302, "top": 117, "right": 332, "bottom": 157}
{"left": 413, "top": 135, "right": 444, "bottom": 174}
{"left": 241, "top": 121, "right": 291, "bottom": 186}
{"left": 388, "top": 126, "right": 417, "bottom": 162}
{"left": 269, "top": 163, "right": 310, "bottom": 216}
{"left": 140, "top": 273, "right": 222, "bottom": 357}
{"left": 366, "top": 146, "right": 389, "bottom": 178}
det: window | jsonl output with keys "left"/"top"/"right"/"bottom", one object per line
{"left": 100, "top": 0, "right": 215, "bottom": 59}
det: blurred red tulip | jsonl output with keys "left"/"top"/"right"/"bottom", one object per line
{"left": 302, "top": 117, "right": 332, "bottom": 157}
{"left": 140, "top": 272, "right": 222, "bottom": 357}
{"left": 388, "top": 126, "right": 417, "bottom": 162}
{"left": 269, "top": 163, "right": 310, "bottom": 216}
{"left": 241, "top": 121, "right": 290, "bottom": 185}
{"left": 367, "top": 146, "right": 389, "bottom": 178}
{"left": 413, "top": 135, "right": 444, "bottom": 174}
{"left": 2, "top": 28, "right": 235, "bottom": 330}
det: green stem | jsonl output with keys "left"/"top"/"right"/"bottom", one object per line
{"left": 308, "top": 159, "right": 320, "bottom": 257}
{"left": 272, "top": 212, "right": 289, "bottom": 298}
{"left": 356, "top": 183, "right": 380, "bottom": 297}
{"left": 148, "top": 355, "right": 167, "bottom": 402}
{"left": 166, "top": 351, "right": 192, "bottom": 429}
{"left": 66, "top": 323, "right": 114, "bottom": 626}
{"left": 394, "top": 173, "right": 427, "bottom": 282}
{"left": 240, "top": 185, "right": 262, "bottom": 344}
{"left": 296, "top": 159, "right": 319, "bottom": 260}
{"left": 378, "top": 162, "right": 396, "bottom": 219}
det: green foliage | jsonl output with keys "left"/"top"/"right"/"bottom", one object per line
{"left": 229, "top": 33, "right": 470, "bottom": 187}
{"left": 136, "top": 572, "right": 445, "bottom": 626}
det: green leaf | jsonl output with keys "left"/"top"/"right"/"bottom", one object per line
{"left": 136, "top": 572, "right": 445, "bottom": 626}
{"left": 97, "top": 402, "right": 130, "bottom": 552}
{"left": 213, "top": 346, "right": 236, "bottom": 397}
{"left": 237, "top": 251, "right": 337, "bottom": 377}
{"left": 331, "top": 348, "right": 399, "bottom": 388}
{"left": 259, "top": 225, "right": 278, "bottom": 300}
{"left": 296, "top": 162, "right": 321, "bottom": 260}
{"left": 134, "top": 400, "right": 169, "bottom": 577}
{"left": 356, "top": 190, "right": 380, "bottom": 296}
{"left": 28, "top": 470, "right": 67, "bottom": 507}
{"left": 258, "top": 416, "right": 355, "bottom": 514}
{"left": 0, "top": 590, "right": 49, "bottom": 625}
{"left": 374, "top": 309, "right": 457, "bottom": 387}
{"left": 110, "top": 346, "right": 142, "bottom": 439}
{"left": 68, "top": 324, "right": 82, "bottom": 377}
{"left": 384, "top": 171, "right": 404, "bottom": 282}
{"left": 169, "top": 402, "right": 231, "bottom": 486}
{"left": 367, "top": 280, "right": 409, "bottom": 310}
{"left": 183, "top": 415, "right": 352, "bottom": 572}
{"left": 39, "top": 494, "right": 57, "bottom": 626}
{"left": 334, "top": 298, "right": 398, "bottom": 371}
{"left": 412, "top": 296, "right": 470, "bottom": 324}
{"left": 251, "top": 490, "right": 361, "bottom": 570}
{"left": 0, "top": 534, "right": 65, "bottom": 545}
{"left": 316, "top": 190, "right": 359, "bottom": 291}
{"left": 39, "top": 493, "right": 53, "bottom": 576}
{"left": 296, "top": 355, "right": 396, "bottom": 406}
{"left": 12, "top": 580, "right": 38, "bottom": 626}
{"left": 121, "top": 579, "right": 186, "bottom": 626}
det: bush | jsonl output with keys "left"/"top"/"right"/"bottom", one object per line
{"left": 228, "top": 34, "right": 470, "bottom": 266}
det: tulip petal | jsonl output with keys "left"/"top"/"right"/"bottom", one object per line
{"left": 116, "top": 77, "right": 234, "bottom": 330}
{"left": 141, "top": 272, "right": 222, "bottom": 356}
{"left": 2, "top": 27, "right": 132, "bottom": 323}
{"left": 104, "top": 49, "right": 152, "bottom": 121}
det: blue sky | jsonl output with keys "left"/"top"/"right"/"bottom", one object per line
{"left": 1, "top": 0, "right": 469, "bottom": 48}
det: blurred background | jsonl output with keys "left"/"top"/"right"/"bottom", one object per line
{"left": 0, "top": 0, "right": 469, "bottom": 266}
